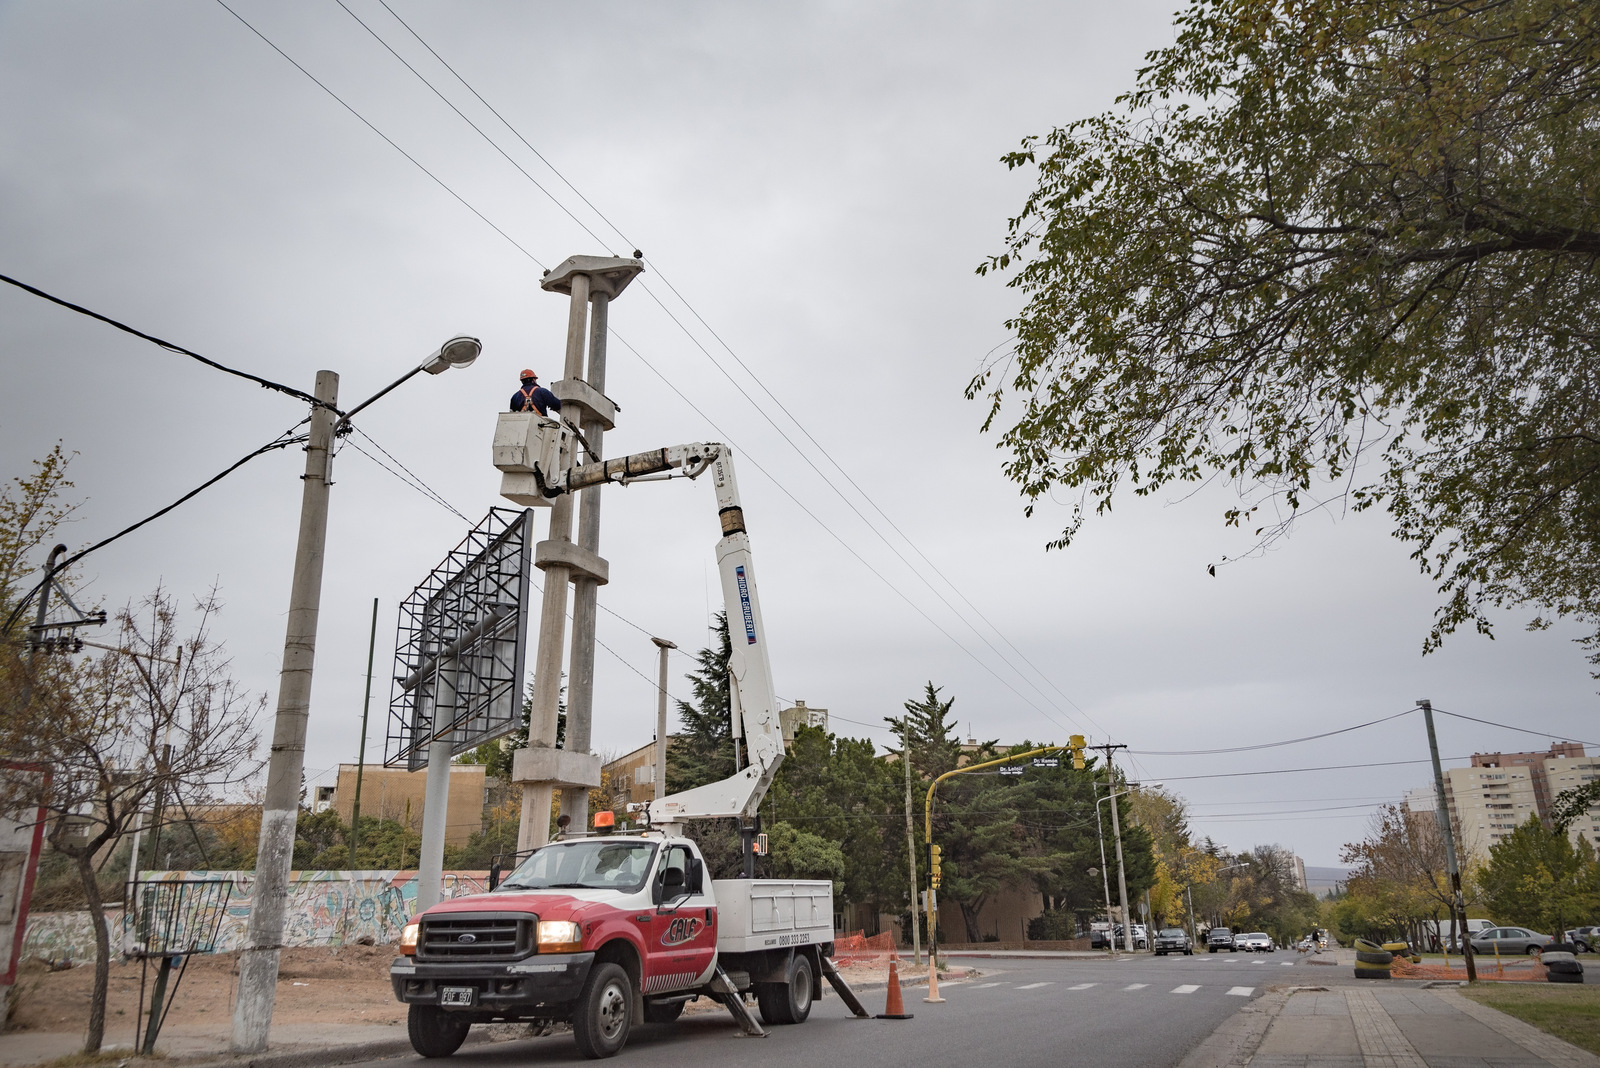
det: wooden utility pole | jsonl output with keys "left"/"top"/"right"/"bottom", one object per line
{"left": 903, "top": 719, "right": 921, "bottom": 966}
{"left": 1420, "top": 699, "right": 1475, "bottom": 982}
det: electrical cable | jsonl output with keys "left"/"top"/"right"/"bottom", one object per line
{"left": 1432, "top": 708, "right": 1598, "bottom": 749}
{"left": 1147, "top": 756, "right": 1470, "bottom": 783}
{"left": 2, "top": 428, "right": 308, "bottom": 637}
{"left": 345, "top": 1, "right": 1099, "bottom": 740}
{"left": 0, "top": 272, "right": 331, "bottom": 409}
{"left": 1128, "top": 708, "right": 1418, "bottom": 756}
{"left": 212, "top": 0, "right": 548, "bottom": 271}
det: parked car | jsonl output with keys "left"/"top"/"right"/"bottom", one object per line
{"left": 1237, "top": 932, "right": 1274, "bottom": 952}
{"left": 1469, "top": 926, "right": 1555, "bottom": 955}
{"left": 1563, "top": 926, "right": 1596, "bottom": 952}
{"left": 1206, "top": 927, "right": 1236, "bottom": 953}
{"left": 1154, "top": 928, "right": 1193, "bottom": 955}
{"left": 1130, "top": 923, "right": 1149, "bottom": 949}
{"left": 1090, "top": 928, "right": 1114, "bottom": 950}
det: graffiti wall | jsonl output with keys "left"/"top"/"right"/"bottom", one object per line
{"left": 20, "top": 869, "right": 490, "bottom": 966}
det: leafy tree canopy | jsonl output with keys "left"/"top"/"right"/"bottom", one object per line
{"left": 975, "top": 0, "right": 1600, "bottom": 663}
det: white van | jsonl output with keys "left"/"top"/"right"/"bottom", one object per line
{"left": 1420, "top": 918, "right": 1495, "bottom": 951}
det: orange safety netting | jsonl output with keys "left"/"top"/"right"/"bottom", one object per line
{"left": 1389, "top": 955, "right": 1548, "bottom": 982}
{"left": 832, "top": 930, "right": 897, "bottom": 965}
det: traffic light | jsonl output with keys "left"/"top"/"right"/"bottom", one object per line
{"left": 1070, "top": 734, "right": 1086, "bottom": 770}
{"left": 929, "top": 844, "right": 942, "bottom": 889}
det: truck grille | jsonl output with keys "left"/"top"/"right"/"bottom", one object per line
{"left": 417, "top": 913, "right": 534, "bottom": 962}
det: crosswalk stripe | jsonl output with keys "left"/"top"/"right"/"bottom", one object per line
{"left": 1280, "top": 961, "right": 1295, "bottom": 966}
{"left": 1067, "top": 983, "right": 1097, "bottom": 990}
{"left": 1171, "top": 984, "right": 1200, "bottom": 994}
{"left": 971, "top": 982, "right": 1003, "bottom": 988}
{"left": 1016, "top": 982, "right": 1053, "bottom": 990}
{"left": 1123, "top": 983, "right": 1148, "bottom": 991}
{"left": 1250, "top": 960, "right": 1264, "bottom": 965}
{"left": 1227, "top": 986, "right": 1255, "bottom": 997}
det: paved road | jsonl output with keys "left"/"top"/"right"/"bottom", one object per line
{"left": 364, "top": 952, "right": 1337, "bottom": 1068}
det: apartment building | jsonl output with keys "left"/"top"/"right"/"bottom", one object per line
{"left": 1407, "top": 742, "right": 1597, "bottom": 861}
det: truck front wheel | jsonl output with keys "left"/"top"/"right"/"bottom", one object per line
{"left": 572, "top": 962, "right": 633, "bottom": 1059}
{"left": 756, "top": 954, "right": 813, "bottom": 1025}
{"left": 407, "top": 1005, "right": 470, "bottom": 1058}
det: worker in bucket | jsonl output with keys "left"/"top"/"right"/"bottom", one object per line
{"left": 510, "top": 369, "right": 562, "bottom": 416}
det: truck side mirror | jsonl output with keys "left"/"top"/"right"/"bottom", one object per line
{"left": 687, "top": 858, "right": 704, "bottom": 895}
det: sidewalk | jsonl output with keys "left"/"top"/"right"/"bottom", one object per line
{"left": 0, "top": 1022, "right": 417, "bottom": 1068}
{"left": 1182, "top": 984, "right": 1599, "bottom": 1068}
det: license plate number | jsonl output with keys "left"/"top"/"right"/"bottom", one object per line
{"left": 440, "top": 986, "right": 475, "bottom": 1007}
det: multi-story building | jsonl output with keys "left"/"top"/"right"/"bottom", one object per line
{"left": 1407, "top": 742, "right": 1596, "bottom": 861}
{"left": 1544, "top": 750, "right": 1600, "bottom": 847}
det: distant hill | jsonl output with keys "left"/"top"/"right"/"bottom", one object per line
{"left": 1305, "top": 865, "right": 1349, "bottom": 892}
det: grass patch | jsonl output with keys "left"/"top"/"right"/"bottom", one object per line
{"left": 36, "top": 1049, "right": 167, "bottom": 1068}
{"left": 1461, "top": 982, "right": 1600, "bottom": 1057}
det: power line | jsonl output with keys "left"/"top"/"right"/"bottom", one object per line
{"left": 2, "top": 427, "right": 307, "bottom": 637}
{"left": 1150, "top": 756, "right": 1470, "bottom": 783}
{"left": 1128, "top": 708, "right": 1418, "bottom": 757}
{"left": 345, "top": 1, "right": 1097, "bottom": 740}
{"left": 212, "top": 0, "right": 548, "bottom": 271}
{"left": 0, "top": 272, "right": 330, "bottom": 409}
{"left": 1432, "top": 707, "right": 1599, "bottom": 749}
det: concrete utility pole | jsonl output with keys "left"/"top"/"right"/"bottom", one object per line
{"left": 1420, "top": 698, "right": 1476, "bottom": 982}
{"left": 651, "top": 638, "right": 676, "bottom": 801}
{"left": 1094, "top": 743, "right": 1135, "bottom": 953}
{"left": 513, "top": 256, "right": 640, "bottom": 851}
{"left": 233, "top": 370, "right": 339, "bottom": 1053}
{"left": 903, "top": 720, "right": 921, "bottom": 966}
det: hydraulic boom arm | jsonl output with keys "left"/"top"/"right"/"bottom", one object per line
{"left": 549, "top": 441, "right": 786, "bottom": 829}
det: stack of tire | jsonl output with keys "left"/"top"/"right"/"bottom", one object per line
{"left": 1382, "top": 941, "right": 1421, "bottom": 965}
{"left": 1354, "top": 938, "right": 1393, "bottom": 979}
{"left": 1544, "top": 942, "right": 1584, "bottom": 985}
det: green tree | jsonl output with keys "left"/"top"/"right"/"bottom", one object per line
{"left": 667, "top": 614, "right": 734, "bottom": 793}
{"left": 974, "top": 0, "right": 1600, "bottom": 663}
{"left": 1479, "top": 814, "right": 1599, "bottom": 934}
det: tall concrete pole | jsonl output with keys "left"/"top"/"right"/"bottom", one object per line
{"left": 1421, "top": 698, "right": 1476, "bottom": 981}
{"left": 233, "top": 370, "right": 339, "bottom": 1053}
{"left": 1101, "top": 747, "right": 1135, "bottom": 954}
{"left": 560, "top": 289, "right": 610, "bottom": 833}
{"left": 651, "top": 637, "right": 676, "bottom": 801}
{"left": 519, "top": 274, "right": 588, "bottom": 851}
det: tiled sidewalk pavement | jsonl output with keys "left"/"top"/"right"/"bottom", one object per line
{"left": 1217, "top": 985, "right": 1600, "bottom": 1068}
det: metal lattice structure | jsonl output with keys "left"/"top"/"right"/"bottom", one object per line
{"left": 386, "top": 508, "right": 534, "bottom": 770}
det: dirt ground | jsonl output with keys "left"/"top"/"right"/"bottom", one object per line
{"left": 6, "top": 948, "right": 965, "bottom": 1036}
{"left": 7, "top": 945, "right": 409, "bottom": 1036}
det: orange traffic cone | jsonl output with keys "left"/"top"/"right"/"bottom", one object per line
{"left": 876, "top": 953, "right": 914, "bottom": 1019}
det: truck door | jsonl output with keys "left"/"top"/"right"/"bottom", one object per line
{"left": 644, "top": 844, "right": 716, "bottom": 993}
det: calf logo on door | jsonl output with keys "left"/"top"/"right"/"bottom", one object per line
{"left": 661, "top": 916, "right": 705, "bottom": 946}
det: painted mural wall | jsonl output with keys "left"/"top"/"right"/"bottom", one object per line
{"left": 21, "top": 869, "right": 490, "bottom": 966}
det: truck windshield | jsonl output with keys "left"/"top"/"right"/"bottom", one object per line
{"left": 498, "top": 840, "right": 658, "bottom": 893}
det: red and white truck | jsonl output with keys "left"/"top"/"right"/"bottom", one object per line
{"left": 392, "top": 438, "right": 870, "bottom": 1058}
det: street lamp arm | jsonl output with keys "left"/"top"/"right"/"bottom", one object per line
{"left": 334, "top": 335, "right": 481, "bottom": 434}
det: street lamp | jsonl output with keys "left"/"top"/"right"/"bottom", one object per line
{"left": 1096, "top": 779, "right": 1161, "bottom": 954}
{"left": 232, "top": 338, "right": 479, "bottom": 1055}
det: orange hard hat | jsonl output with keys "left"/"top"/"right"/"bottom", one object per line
{"left": 519, "top": 368, "right": 536, "bottom": 379}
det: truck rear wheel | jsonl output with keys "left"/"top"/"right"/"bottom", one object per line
{"left": 756, "top": 954, "right": 813, "bottom": 1025}
{"left": 572, "top": 962, "right": 633, "bottom": 1059}
{"left": 407, "top": 1005, "right": 470, "bottom": 1058}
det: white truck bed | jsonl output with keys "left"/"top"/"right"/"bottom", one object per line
{"left": 712, "top": 879, "right": 833, "bottom": 955}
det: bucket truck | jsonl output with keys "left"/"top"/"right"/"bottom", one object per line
{"left": 389, "top": 417, "right": 870, "bottom": 1059}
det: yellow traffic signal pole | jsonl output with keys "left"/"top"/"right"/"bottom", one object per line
{"left": 921, "top": 737, "right": 1087, "bottom": 1000}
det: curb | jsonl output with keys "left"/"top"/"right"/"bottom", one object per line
{"left": 1174, "top": 985, "right": 1325, "bottom": 1068}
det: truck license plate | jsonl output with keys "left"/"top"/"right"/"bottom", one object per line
{"left": 440, "top": 986, "right": 475, "bottom": 1007}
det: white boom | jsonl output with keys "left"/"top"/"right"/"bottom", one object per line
{"left": 501, "top": 422, "right": 786, "bottom": 828}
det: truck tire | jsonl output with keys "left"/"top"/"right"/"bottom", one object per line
{"left": 642, "top": 999, "right": 686, "bottom": 1024}
{"left": 572, "top": 962, "right": 633, "bottom": 1059}
{"left": 1355, "top": 949, "right": 1394, "bottom": 965}
{"left": 756, "top": 955, "right": 814, "bottom": 1025}
{"left": 407, "top": 1005, "right": 470, "bottom": 1058}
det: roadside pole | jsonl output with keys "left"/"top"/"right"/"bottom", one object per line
{"left": 349, "top": 598, "right": 378, "bottom": 862}
{"left": 651, "top": 637, "right": 675, "bottom": 801}
{"left": 1420, "top": 698, "right": 1476, "bottom": 982}
{"left": 902, "top": 720, "right": 921, "bottom": 967}
{"left": 1094, "top": 743, "right": 1135, "bottom": 953}
{"left": 232, "top": 370, "right": 339, "bottom": 1053}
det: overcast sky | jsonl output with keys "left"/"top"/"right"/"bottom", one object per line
{"left": 2, "top": 1, "right": 1594, "bottom": 868}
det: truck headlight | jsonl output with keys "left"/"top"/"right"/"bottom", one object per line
{"left": 400, "top": 922, "right": 420, "bottom": 956}
{"left": 537, "top": 920, "right": 582, "bottom": 952}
